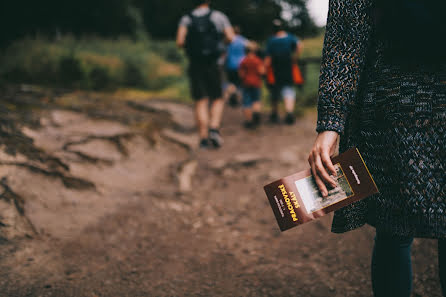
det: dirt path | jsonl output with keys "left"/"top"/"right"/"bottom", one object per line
{"left": 0, "top": 87, "right": 442, "bottom": 297}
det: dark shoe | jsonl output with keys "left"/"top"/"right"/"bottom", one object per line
{"left": 209, "top": 129, "right": 223, "bottom": 148}
{"left": 228, "top": 93, "right": 239, "bottom": 107}
{"left": 243, "top": 121, "right": 255, "bottom": 129}
{"left": 199, "top": 138, "right": 210, "bottom": 149}
{"left": 284, "top": 112, "right": 296, "bottom": 125}
{"left": 269, "top": 112, "right": 280, "bottom": 124}
{"left": 252, "top": 112, "right": 261, "bottom": 126}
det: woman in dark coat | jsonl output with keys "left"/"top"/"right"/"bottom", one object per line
{"left": 308, "top": 0, "right": 446, "bottom": 296}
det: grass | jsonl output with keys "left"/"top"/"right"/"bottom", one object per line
{"left": 300, "top": 33, "right": 324, "bottom": 59}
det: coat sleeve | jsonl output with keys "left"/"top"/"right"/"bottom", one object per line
{"left": 316, "top": 0, "right": 373, "bottom": 133}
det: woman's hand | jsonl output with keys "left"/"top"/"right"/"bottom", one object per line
{"left": 308, "top": 131, "right": 339, "bottom": 197}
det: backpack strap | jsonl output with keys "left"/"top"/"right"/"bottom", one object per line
{"left": 188, "top": 9, "right": 213, "bottom": 26}
{"left": 206, "top": 9, "right": 213, "bottom": 19}
{"left": 188, "top": 12, "right": 195, "bottom": 27}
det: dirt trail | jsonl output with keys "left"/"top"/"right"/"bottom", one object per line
{"left": 0, "top": 87, "right": 442, "bottom": 297}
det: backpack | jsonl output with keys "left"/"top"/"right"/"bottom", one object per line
{"left": 185, "top": 10, "right": 222, "bottom": 62}
{"left": 373, "top": 0, "right": 446, "bottom": 65}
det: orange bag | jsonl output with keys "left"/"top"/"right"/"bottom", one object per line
{"left": 292, "top": 63, "right": 304, "bottom": 85}
{"left": 266, "top": 63, "right": 304, "bottom": 85}
{"left": 266, "top": 64, "right": 275, "bottom": 85}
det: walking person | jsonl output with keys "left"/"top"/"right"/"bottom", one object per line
{"left": 308, "top": 0, "right": 446, "bottom": 296}
{"left": 176, "top": 0, "right": 235, "bottom": 149}
{"left": 224, "top": 26, "right": 248, "bottom": 107}
{"left": 238, "top": 42, "right": 265, "bottom": 129}
{"left": 265, "top": 19, "right": 303, "bottom": 125}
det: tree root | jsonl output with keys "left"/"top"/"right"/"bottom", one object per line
{"left": 0, "top": 161, "right": 95, "bottom": 190}
{"left": 0, "top": 177, "right": 38, "bottom": 236}
{"left": 62, "top": 133, "right": 134, "bottom": 157}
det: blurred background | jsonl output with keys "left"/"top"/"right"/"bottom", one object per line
{"left": 0, "top": 0, "right": 327, "bottom": 103}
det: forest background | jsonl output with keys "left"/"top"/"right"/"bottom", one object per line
{"left": 0, "top": 0, "right": 324, "bottom": 105}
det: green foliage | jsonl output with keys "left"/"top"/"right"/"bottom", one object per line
{"left": 0, "top": 36, "right": 186, "bottom": 91}
{"left": 89, "top": 67, "right": 111, "bottom": 90}
{"left": 59, "top": 56, "right": 84, "bottom": 83}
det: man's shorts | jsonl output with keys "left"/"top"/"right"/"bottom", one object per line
{"left": 226, "top": 69, "right": 241, "bottom": 87}
{"left": 188, "top": 62, "right": 222, "bottom": 101}
{"left": 242, "top": 87, "right": 261, "bottom": 108}
{"left": 269, "top": 85, "right": 296, "bottom": 102}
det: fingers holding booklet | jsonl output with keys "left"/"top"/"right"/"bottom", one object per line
{"left": 264, "top": 148, "right": 379, "bottom": 232}
{"left": 308, "top": 131, "right": 339, "bottom": 197}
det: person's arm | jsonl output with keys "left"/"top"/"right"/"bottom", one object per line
{"left": 224, "top": 26, "right": 235, "bottom": 43}
{"left": 308, "top": 0, "right": 373, "bottom": 196}
{"left": 264, "top": 56, "right": 271, "bottom": 68}
{"left": 176, "top": 15, "right": 190, "bottom": 48}
{"left": 215, "top": 11, "right": 235, "bottom": 43}
{"left": 258, "top": 60, "right": 265, "bottom": 75}
{"left": 176, "top": 26, "right": 187, "bottom": 48}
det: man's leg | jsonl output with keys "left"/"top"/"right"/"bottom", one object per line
{"left": 225, "top": 70, "right": 241, "bottom": 107}
{"left": 224, "top": 83, "right": 236, "bottom": 100}
{"left": 188, "top": 62, "right": 210, "bottom": 148}
{"left": 207, "top": 98, "right": 224, "bottom": 147}
{"left": 269, "top": 86, "right": 280, "bottom": 123}
{"left": 283, "top": 86, "right": 296, "bottom": 125}
{"left": 251, "top": 88, "right": 262, "bottom": 126}
{"left": 195, "top": 98, "right": 210, "bottom": 143}
{"left": 252, "top": 101, "right": 261, "bottom": 126}
{"left": 209, "top": 98, "right": 225, "bottom": 130}
{"left": 242, "top": 88, "right": 253, "bottom": 127}
{"left": 205, "top": 62, "right": 225, "bottom": 148}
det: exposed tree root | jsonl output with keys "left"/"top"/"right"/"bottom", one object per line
{"left": 62, "top": 133, "right": 134, "bottom": 157}
{"left": 0, "top": 162, "right": 95, "bottom": 190}
{"left": 0, "top": 177, "right": 38, "bottom": 236}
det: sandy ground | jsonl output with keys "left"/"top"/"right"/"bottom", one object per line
{"left": 0, "top": 87, "right": 442, "bottom": 297}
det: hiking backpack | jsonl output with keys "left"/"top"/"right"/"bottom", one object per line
{"left": 185, "top": 10, "right": 222, "bottom": 62}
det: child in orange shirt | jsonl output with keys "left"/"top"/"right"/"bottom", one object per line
{"left": 239, "top": 43, "right": 265, "bottom": 128}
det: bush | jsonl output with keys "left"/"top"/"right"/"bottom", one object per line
{"left": 0, "top": 36, "right": 184, "bottom": 91}
{"left": 89, "top": 66, "right": 111, "bottom": 90}
{"left": 59, "top": 56, "right": 84, "bottom": 84}
{"left": 123, "top": 61, "right": 144, "bottom": 87}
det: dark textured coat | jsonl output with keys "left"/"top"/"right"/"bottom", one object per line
{"left": 316, "top": 0, "right": 446, "bottom": 238}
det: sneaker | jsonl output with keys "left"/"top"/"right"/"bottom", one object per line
{"left": 269, "top": 112, "right": 280, "bottom": 124}
{"left": 252, "top": 112, "right": 261, "bottom": 126}
{"left": 199, "top": 138, "right": 210, "bottom": 149}
{"left": 284, "top": 112, "right": 296, "bottom": 125}
{"left": 228, "top": 93, "right": 239, "bottom": 107}
{"left": 208, "top": 129, "right": 224, "bottom": 148}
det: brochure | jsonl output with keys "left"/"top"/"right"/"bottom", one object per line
{"left": 264, "top": 148, "right": 379, "bottom": 232}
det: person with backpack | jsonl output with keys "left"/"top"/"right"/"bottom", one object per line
{"left": 176, "top": 0, "right": 235, "bottom": 149}
{"left": 308, "top": 0, "right": 446, "bottom": 296}
{"left": 265, "top": 19, "right": 303, "bottom": 125}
